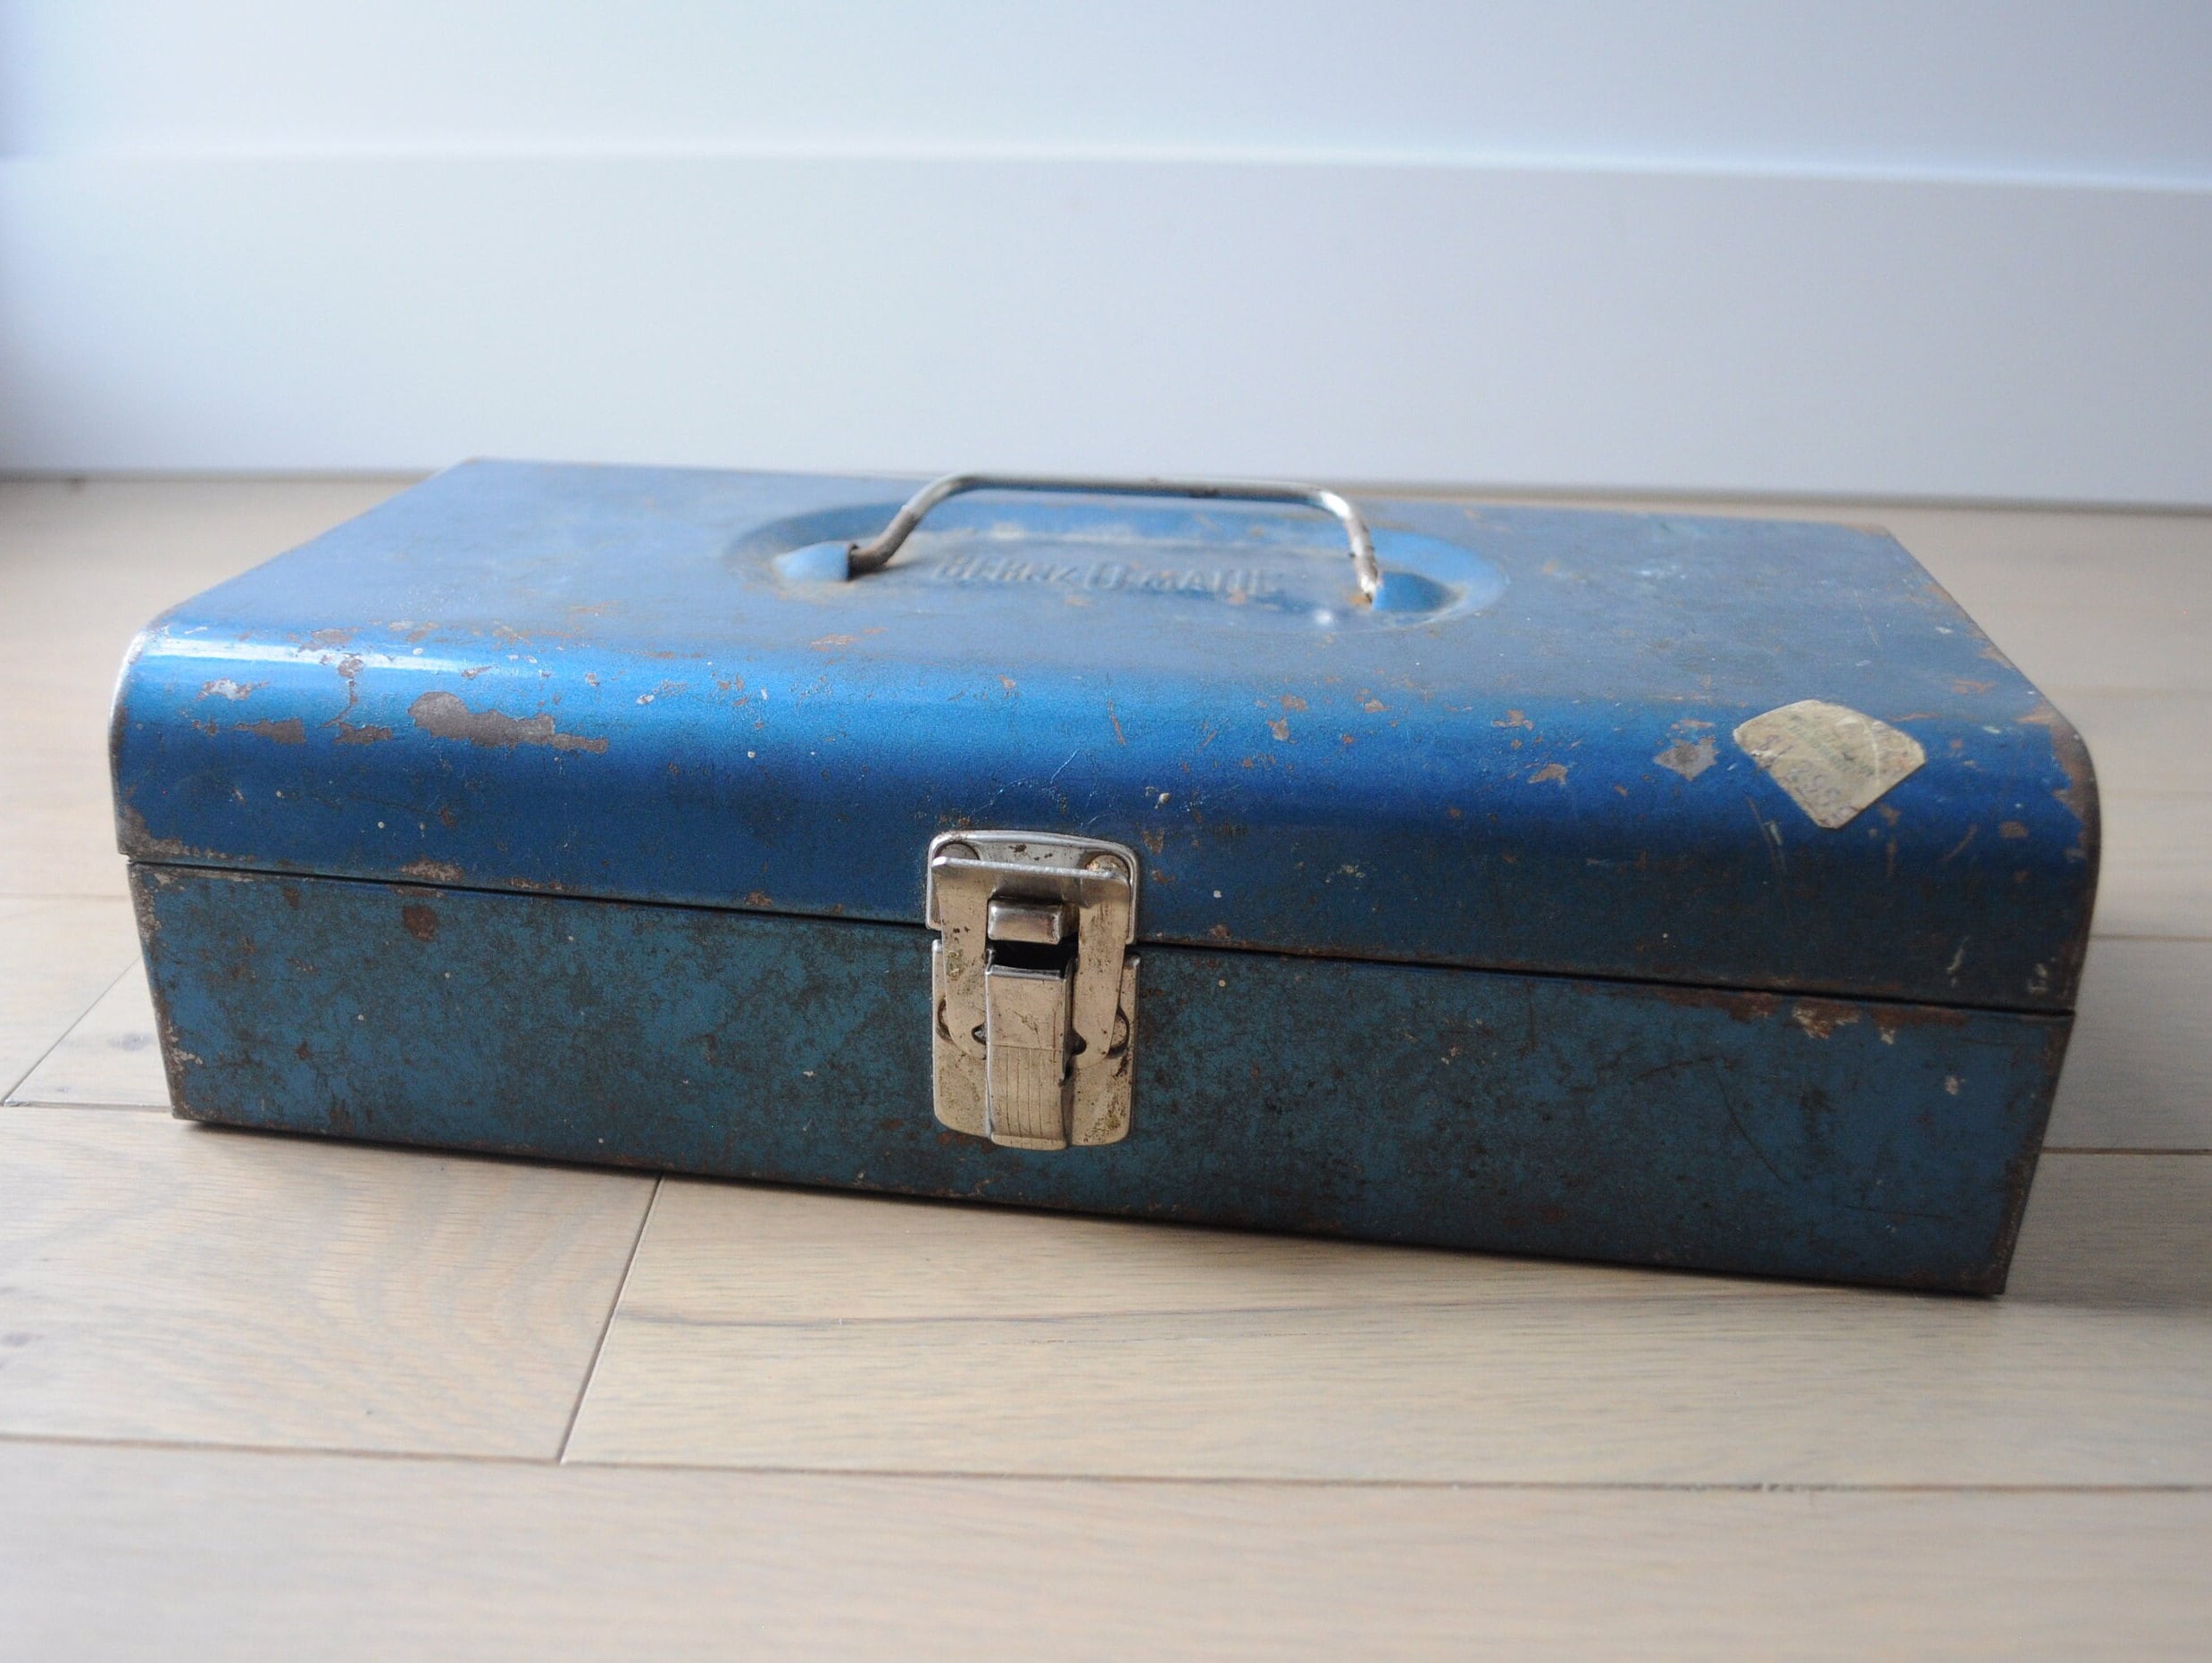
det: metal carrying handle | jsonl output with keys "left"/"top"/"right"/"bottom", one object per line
{"left": 844, "top": 473, "right": 1383, "bottom": 603}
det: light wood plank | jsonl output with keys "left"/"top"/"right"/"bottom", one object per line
{"left": 2035, "top": 691, "right": 2212, "bottom": 798}
{"left": 1956, "top": 611, "right": 2212, "bottom": 698}
{"left": 7, "top": 958, "right": 169, "bottom": 1107}
{"left": 0, "top": 898, "right": 137, "bottom": 1099}
{"left": 0, "top": 1105, "right": 653, "bottom": 1456}
{"left": 2094, "top": 794, "right": 2212, "bottom": 940}
{"left": 568, "top": 1152, "right": 2212, "bottom": 1483}
{"left": 1839, "top": 502, "right": 2212, "bottom": 624}
{"left": 3, "top": 1441, "right": 2206, "bottom": 1662}
{"left": 2007, "top": 1154, "right": 2212, "bottom": 1313}
{"left": 0, "top": 478, "right": 412, "bottom": 900}
{"left": 2047, "top": 940, "right": 2212, "bottom": 1149}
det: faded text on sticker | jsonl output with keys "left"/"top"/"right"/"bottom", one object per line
{"left": 1733, "top": 699, "right": 1926, "bottom": 830}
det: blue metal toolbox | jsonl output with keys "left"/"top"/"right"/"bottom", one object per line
{"left": 111, "top": 463, "right": 2099, "bottom": 1291}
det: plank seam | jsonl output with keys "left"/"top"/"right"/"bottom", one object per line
{"left": 0, "top": 957, "right": 132, "bottom": 1104}
{"left": 3, "top": 1431, "right": 2207, "bottom": 1495}
{"left": 557, "top": 1177, "right": 658, "bottom": 1463}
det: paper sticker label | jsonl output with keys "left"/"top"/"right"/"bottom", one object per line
{"left": 1733, "top": 699, "right": 1925, "bottom": 829}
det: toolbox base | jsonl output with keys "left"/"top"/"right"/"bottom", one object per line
{"left": 133, "top": 862, "right": 2066, "bottom": 1292}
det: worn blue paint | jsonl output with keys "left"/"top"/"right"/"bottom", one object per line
{"left": 113, "top": 460, "right": 2097, "bottom": 1011}
{"left": 136, "top": 865, "right": 2062, "bottom": 1291}
{"left": 110, "top": 462, "right": 2098, "bottom": 1288}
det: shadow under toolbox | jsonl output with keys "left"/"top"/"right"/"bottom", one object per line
{"left": 111, "top": 463, "right": 2099, "bottom": 1291}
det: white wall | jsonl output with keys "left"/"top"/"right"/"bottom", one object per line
{"left": 3, "top": 2, "right": 2208, "bottom": 499}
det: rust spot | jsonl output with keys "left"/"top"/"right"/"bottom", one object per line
{"left": 1267, "top": 717, "right": 1291, "bottom": 741}
{"left": 1653, "top": 736, "right": 1717, "bottom": 781}
{"left": 2019, "top": 700, "right": 2098, "bottom": 830}
{"left": 1790, "top": 999, "right": 1860, "bottom": 1040}
{"left": 333, "top": 723, "right": 393, "bottom": 745}
{"left": 1494, "top": 709, "right": 1533, "bottom": 729}
{"left": 1362, "top": 698, "right": 1387, "bottom": 713}
{"left": 400, "top": 904, "right": 438, "bottom": 941}
{"left": 1278, "top": 695, "right": 1307, "bottom": 711}
{"left": 744, "top": 890, "right": 773, "bottom": 907}
{"left": 308, "top": 628, "right": 355, "bottom": 648}
{"left": 1871, "top": 1004, "right": 1970, "bottom": 1037}
{"left": 1998, "top": 820, "right": 2029, "bottom": 840}
{"left": 1207, "top": 923, "right": 1231, "bottom": 940}
{"left": 810, "top": 634, "right": 858, "bottom": 648}
{"left": 1107, "top": 703, "right": 1127, "bottom": 745}
{"left": 401, "top": 858, "right": 464, "bottom": 884}
{"left": 1951, "top": 678, "right": 1995, "bottom": 695}
{"left": 1652, "top": 986, "right": 1780, "bottom": 1023}
{"left": 408, "top": 689, "right": 607, "bottom": 754}
{"left": 295, "top": 1041, "right": 313, "bottom": 1061}
{"left": 234, "top": 717, "right": 305, "bottom": 744}
{"left": 1527, "top": 763, "right": 1569, "bottom": 785}
{"left": 117, "top": 805, "right": 205, "bottom": 862}
{"left": 1140, "top": 827, "right": 1165, "bottom": 855}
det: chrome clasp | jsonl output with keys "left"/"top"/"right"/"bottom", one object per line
{"left": 926, "top": 831, "right": 1139, "bottom": 1149}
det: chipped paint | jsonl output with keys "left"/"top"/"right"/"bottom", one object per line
{"left": 2019, "top": 700, "right": 2099, "bottom": 828}
{"left": 200, "top": 678, "right": 261, "bottom": 700}
{"left": 401, "top": 858, "right": 465, "bottom": 883}
{"left": 408, "top": 689, "right": 608, "bottom": 754}
{"left": 1527, "top": 763, "right": 1569, "bottom": 785}
{"left": 1651, "top": 986, "right": 1780, "bottom": 1023}
{"left": 1790, "top": 1000, "right": 1860, "bottom": 1040}
{"left": 1653, "top": 735, "right": 1717, "bottom": 780}
{"left": 233, "top": 717, "right": 305, "bottom": 745}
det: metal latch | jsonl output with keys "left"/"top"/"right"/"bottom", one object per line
{"left": 926, "top": 831, "right": 1139, "bottom": 1149}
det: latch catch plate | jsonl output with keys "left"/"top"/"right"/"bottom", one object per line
{"left": 926, "top": 831, "right": 1139, "bottom": 1149}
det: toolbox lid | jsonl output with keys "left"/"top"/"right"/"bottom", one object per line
{"left": 112, "top": 461, "right": 2098, "bottom": 1011}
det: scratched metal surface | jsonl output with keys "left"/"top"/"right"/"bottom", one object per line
{"left": 136, "top": 865, "right": 2064, "bottom": 1292}
{"left": 110, "top": 461, "right": 2095, "bottom": 1012}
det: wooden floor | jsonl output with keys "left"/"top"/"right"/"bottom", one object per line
{"left": 2, "top": 480, "right": 2207, "bottom": 1657}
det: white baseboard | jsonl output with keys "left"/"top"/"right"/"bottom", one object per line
{"left": 3, "top": 155, "right": 2207, "bottom": 501}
